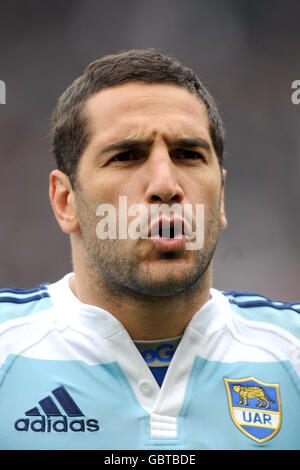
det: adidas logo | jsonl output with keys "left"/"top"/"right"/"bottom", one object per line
{"left": 15, "top": 385, "right": 100, "bottom": 433}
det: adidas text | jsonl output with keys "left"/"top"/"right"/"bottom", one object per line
{"left": 15, "top": 385, "right": 100, "bottom": 433}
{"left": 15, "top": 415, "right": 100, "bottom": 432}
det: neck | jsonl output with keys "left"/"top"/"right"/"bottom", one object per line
{"left": 69, "top": 261, "right": 212, "bottom": 340}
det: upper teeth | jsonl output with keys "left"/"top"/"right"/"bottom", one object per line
{"left": 158, "top": 220, "right": 181, "bottom": 238}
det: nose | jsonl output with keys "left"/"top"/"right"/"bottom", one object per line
{"left": 144, "top": 146, "right": 184, "bottom": 204}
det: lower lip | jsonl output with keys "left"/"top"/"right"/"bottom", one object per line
{"left": 150, "top": 235, "right": 186, "bottom": 251}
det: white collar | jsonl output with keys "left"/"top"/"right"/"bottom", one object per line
{"left": 47, "top": 272, "right": 233, "bottom": 339}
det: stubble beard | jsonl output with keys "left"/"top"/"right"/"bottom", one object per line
{"left": 74, "top": 193, "right": 220, "bottom": 298}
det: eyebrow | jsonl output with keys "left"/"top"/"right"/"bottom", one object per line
{"left": 171, "top": 137, "right": 211, "bottom": 152}
{"left": 101, "top": 137, "right": 211, "bottom": 154}
{"left": 101, "top": 139, "right": 154, "bottom": 154}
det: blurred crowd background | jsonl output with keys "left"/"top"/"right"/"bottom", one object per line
{"left": 0, "top": 0, "right": 299, "bottom": 300}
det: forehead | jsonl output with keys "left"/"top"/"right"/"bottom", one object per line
{"left": 82, "top": 82, "right": 211, "bottom": 145}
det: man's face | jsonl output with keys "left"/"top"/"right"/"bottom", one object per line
{"left": 73, "top": 82, "right": 227, "bottom": 297}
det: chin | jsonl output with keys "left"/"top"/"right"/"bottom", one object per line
{"left": 131, "top": 267, "right": 204, "bottom": 297}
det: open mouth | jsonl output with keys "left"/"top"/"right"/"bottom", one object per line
{"left": 150, "top": 217, "right": 184, "bottom": 239}
{"left": 148, "top": 217, "right": 186, "bottom": 251}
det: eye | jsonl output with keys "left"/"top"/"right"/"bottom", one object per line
{"left": 110, "top": 151, "right": 136, "bottom": 162}
{"left": 174, "top": 150, "right": 204, "bottom": 160}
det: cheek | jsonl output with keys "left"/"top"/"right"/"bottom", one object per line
{"left": 192, "top": 182, "right": 223, "bottom": 231}
{"left": 83, "top": 180, "right": 120, "bottom": 208}
{"left": 91, "top": 172, "right": 140, "bottom": 205}
{"left": 188, "top": 176, "right": 222, "bottom": 207}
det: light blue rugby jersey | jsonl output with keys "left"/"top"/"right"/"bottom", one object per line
{"left": 0, "top": 273, "right": 299, "bottom": 450}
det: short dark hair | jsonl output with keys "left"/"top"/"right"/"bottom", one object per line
{"left": 51, "top": 49, "right": 225, "bottom": 187}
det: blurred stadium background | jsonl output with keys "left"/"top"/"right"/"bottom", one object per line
{"left": 0, "top": 0, "right": 299, "bottom": 300}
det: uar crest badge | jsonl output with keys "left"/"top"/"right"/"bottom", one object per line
{"left": 224, "top": 376, "right": 281, "bottom": 443}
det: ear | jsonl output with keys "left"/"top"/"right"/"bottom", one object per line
{"left": 219, "top": 168, "right": 228, "bottom": 230}
{"left": 49, "top": 170, "right": 79, "bottom": 233}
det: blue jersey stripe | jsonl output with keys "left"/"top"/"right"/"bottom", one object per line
{"left": 0, "top": 283, "right": 50, "bottom": 304}
{"left": 228, "top": 297, "right": 300, "bottom": 313}
{"left": 0, "top": 284, "right": 49, "bottom": 295}
{"left": 224, "top": 292, "right": 300, "bottom": 314}
{"left": 0, "top": 291, "right": 50, "bottom": 304}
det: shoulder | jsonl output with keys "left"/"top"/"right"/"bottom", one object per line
{"left": 219, "top": 290, "right": 300, "bottom": 379}
{"left": 0, "top": 282, "right": 65, "bottom": 373}
{"left": 222, "top": 290, "right": 300, "bottom": 340}
{"left": 0, "top": 283, "right": 54, "bottom": 325}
